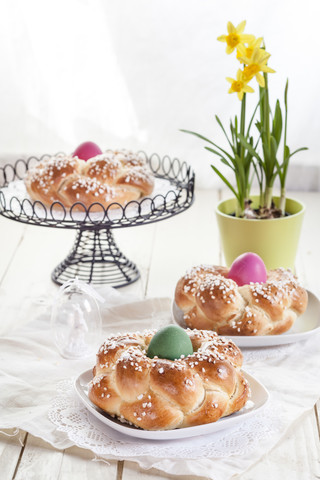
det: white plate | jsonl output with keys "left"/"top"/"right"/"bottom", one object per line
{"left": 74, "top": 369, "right": 269, "bottom": 440}
{"left": 172, "top": 290, "right": 320, "bottom": 348}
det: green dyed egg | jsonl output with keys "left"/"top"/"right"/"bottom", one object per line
{"left": 146, "top": 325, "right": 193, "bottom": 361}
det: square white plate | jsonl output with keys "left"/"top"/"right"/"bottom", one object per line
{"left": 74, "top": 369, "right": 269, "bottom": 440}
{"left": 172, "top": 290, "right": 320, "bottom": 348}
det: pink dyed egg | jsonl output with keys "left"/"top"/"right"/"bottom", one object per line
{"left": 227, "top": 252, "right": 267, "bottom": 286}
{"left": 73, "top": 141, "right": 102, "bottom": 161}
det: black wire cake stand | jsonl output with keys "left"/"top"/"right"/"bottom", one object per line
{"left": 0, "top": 152, "right": 195, "bottom": 287}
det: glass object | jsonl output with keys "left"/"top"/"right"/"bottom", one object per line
{"left": 51, "top": 278, "right": 103, "bottom": 359}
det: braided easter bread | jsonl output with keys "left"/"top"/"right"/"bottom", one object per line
{"left": 175, "top": 265, "right": 308, "bottom": 336}
{"left": 24, "top": 149, "right": 154, "bottom": 210}
{"left": 88, "top": 329, "right": 250, "bottom": 430}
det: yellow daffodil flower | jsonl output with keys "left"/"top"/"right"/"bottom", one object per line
{"left": 239, "top": 48, "right": 275, "bottom": 87}
{"left": 217, "top": 21, "right": 255, "bottom": 54}
{"left": 237, "top": 36, "right": 263, "bottom": 62}
{"left": 226, "top": 69, "right": 254, "bottom": 100}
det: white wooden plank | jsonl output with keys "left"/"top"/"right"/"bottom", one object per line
{"left": 0, "top": 223, "right": 74, "bottom": 291}
{"left": 14, "top": 434, "right": 119, "bottom": 480}
{"left": 0, "top": 224, "right": 73, "bottom": 334}
{"left": 0, "top": 220, "right": 154, "bottom": 301}
{"left": 0, "top": 217, "right": 26, "bottom": 282}
{"left": 0, "top": 429, "right": 26, "bottom": 480}
{"left": 122, "top": 460, "right": 206, "bottom": 480}
{"left": 113, "top": 222, "right": 157, "bottom": 297}
{"left": 14, "top": 434, "right": 63, "bottom": 480}
{"left": 146, "top": 189, "right": 221, "bottom": 298}
{"left": 57, "top": 445, "right": 118, "bottom": 480}
{"left": 0, "top": 220, "right": 158, "bottom": 334}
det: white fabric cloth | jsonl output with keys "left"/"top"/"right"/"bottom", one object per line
{"left": 1, "top": 286, "right": 320, "bottom": 480}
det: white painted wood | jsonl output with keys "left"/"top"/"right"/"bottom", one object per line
{"left": 0, "top": 220, "right": 158, "bottom": 334}
{"left": 113, "top": 222, "right": 157, "bottom": 297}
{"left": 14, "top": 434, "right": 63, "bottom": 480}
{"left": 0, "top": 217, "right": 26, "bottom": 282}
{"left": 0, "top": 429, "right": 26, "bottom": 480}
{"left": 56, "top": 445, "right": 118, "bottom": 479}
{"left": 146, "top": 189, "right": 221, "bottom": 298}
{"left": 0, "top": 224, "right": 74, "bottom": 334}
{"left": 14, "top": 434, "right": 118, "bottom": 480}
{"left": 122, "top": 460, "right": 203, "bottom": 480}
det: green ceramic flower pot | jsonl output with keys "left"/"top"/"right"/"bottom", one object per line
{"left": 216, "top": 196, "right": 305, "bottom": 270}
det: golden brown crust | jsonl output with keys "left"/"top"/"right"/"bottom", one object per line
{"left": 24, "top": 150, "right": 154, "bottom": 209}
{"left": 175, "top": 265, "right": 308, "bottom": 336}
{"left": 88, "top": 329, "right": 250, "bottom": 431}
{"left": 25, "top": 155, "right": 82, "bottom": 205}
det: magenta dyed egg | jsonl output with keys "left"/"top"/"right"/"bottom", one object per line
{"left": 73, "top": 141, "right": 102, "bottom": 161}
{"left": 227, "top": 252, "right": 267, "bottom": 286}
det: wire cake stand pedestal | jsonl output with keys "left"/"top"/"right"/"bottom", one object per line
{"left": 0, "top": 152, "right": 195, "bottom": 287}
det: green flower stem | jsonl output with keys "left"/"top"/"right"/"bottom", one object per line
{"left": 265, "top": 186, "right": 273, "bottom": 210}
{"left": 263, "top": 73, "right": 270, "bottom": 153}
{"left": 279, "top": 187, "right": 286, "bottom": 215}
{"left": 235, "top": 201, "right": 242, "bottom": 217}
{"left": 240, "top": 93, "right": 246, "bottom": 162}
{"left": 259, "top": 72, "right": 275, "bottom": 209}
{"left": 234, "top": 93, "right": 247, "bottom": 217}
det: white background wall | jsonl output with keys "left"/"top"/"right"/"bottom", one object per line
{"left": 0, "top": 0, "right": 319, "bottom": 189}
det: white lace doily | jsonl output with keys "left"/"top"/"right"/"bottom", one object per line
{"left": 48, "top": 379, "right": 283, "bottom": 459}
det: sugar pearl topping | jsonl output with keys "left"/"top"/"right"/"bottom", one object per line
{"left": 96, "top": 328, "right": 241, "bottom": 371}
{"left": 89, "top": 327, "right": 249, "bottom": 430}
{"left": 176, "top": 263, "right": 308, "bottom": 336}
{"left": 24, "top": 149, "right": 154, "bottom": 208}
{"left": 25, "top": 154, "right": 78, "bottom": 193}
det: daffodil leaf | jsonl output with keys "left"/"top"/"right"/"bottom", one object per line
{"left": 238, "top": 133, "right": 262, "bottom": 163}
{"left": 215, "top": 115, "right": 233, "bottom": 150}
{"left": 234, "top": 153, "right": 245, "bottom": 179}
{"left": 281, "top": 145, "right": 290, "bottom": 172}
{"left": 230, "top": 120, "right": 240, "bottom": 152}
{"left": 247, "top": 97, "right": 263, "bottom": 138}
{"left": 180, "top": 130, "right": 234, "bottom": 161}
{"left": 272, "top": 100, "right": 283, "bottom": 146}
{"left": 252, "top": 161, "right": 263, "bottom": 185}
{"left": 234, "top": 116, "right": 238, "bottom": 134}
{"left": 270, "top": 135, "right": 279, "bottom": 158}
{"left": 274, "top": 158, "right": 282, "bottom": 177}
{"left": 255, "top": 121, "right": 262, "bottom": 134}
{"left": 283, "top": 146, "right": 308, "bottom": 182}
{"left": 284, "top": 79, "right": 289, "bottom": 111}
{"left": 288, "top": 146, "right": 308, "bottom": 158}
{"left": 204, "top": 147, "right": 235, "bottom": 170}
{"left": 210, "top": 164, "right": 239, "bottom": 200}
{"left": 284, "top": 145, "right": 290, "bottom": 160}
{"left": 220, "top": 157, "right": 235, "bottom": 170}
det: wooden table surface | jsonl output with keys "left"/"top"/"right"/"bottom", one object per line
{"left": 0, "top": 189, "right": 320, "bottom": 479}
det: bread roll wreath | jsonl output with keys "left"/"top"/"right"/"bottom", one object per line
{"left": 24, "top": 148, "right": 154, "bottom": 210}
{"left": 175, "top": 260, "right": 308, "bottom": 336}
{"left": 88, "top": 327, "right": 250, "bottom": 431}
